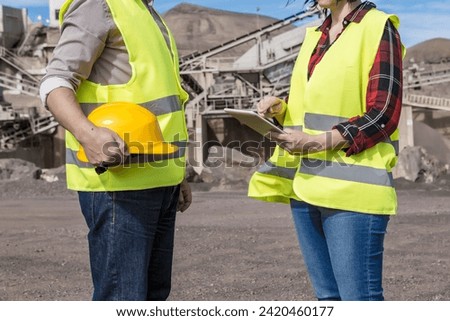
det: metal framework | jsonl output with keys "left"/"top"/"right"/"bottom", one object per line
{"left": 0, "top": 45, "right": 57, "bottom": 150}
{"left": 0, "top": 7, "right": 449, "bottom": 156}
{"left": 181, "top": 7, "right": 323, "bottom": 129}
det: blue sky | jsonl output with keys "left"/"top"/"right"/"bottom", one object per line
{"left": 2, "top": 0, "right": 450, "bottom": 48}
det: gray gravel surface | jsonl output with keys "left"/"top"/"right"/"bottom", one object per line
{"left": 0, "top": 178, "right": 449, "bottom": 301}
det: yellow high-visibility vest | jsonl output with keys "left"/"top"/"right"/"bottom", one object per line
{"left": 60, "top": 0, "right": 189, "bottom": 191}
{"left": 249, "top": 9, "right": 405, "bottom": 215}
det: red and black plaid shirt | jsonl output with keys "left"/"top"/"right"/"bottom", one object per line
{"left": 308, "top": 1, "right": 403, "bottom": 156}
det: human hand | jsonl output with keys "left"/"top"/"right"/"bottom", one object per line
{"left": 78, "top": 126, "right": 128, "bottom": 166}
{"left": 269, "top": 128, "right": 323, "bottom": 155}
{"left": 177, "top": 178, "right": 192, "bottom": 212}
{"left": 256, "top": 96, "right": 286, "bottom": 118}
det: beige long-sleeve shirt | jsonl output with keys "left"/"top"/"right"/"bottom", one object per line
{"left": 40, "top": 0, "right": 171, "bottom": 106}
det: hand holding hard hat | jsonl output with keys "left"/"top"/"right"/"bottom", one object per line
{"left": 79, "top": 126, "right": 128, "bottom": 171}
{"left": 77, "top": 102, "right": 178, "bottom": 173}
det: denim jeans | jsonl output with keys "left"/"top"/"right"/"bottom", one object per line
{"left": 78, "top": 185, "right": 180, "bottom": 301}
{"left": 290, "top": 200, "right": 390, "bottom": 301}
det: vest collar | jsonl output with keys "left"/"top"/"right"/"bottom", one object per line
{"left": 316, "top": 1, "right": 376, "bottom": 32}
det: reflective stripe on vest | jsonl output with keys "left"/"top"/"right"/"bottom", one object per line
{"left": 66, "top": 141, "right": 188, "bottom": 168}
{"left": 299, "top": 158, "right": 394, "bottom": 187}
{"left": 79, "top": 95, "right": 182, "bottom": 117}
{"left": 258, "top": 112, "right": 398, "bottom": 182}
{"left": 304, "top": 113, "right": 347, "bottom": 132}
{"left": 257, "top": 160, "right": 297, "bottom": 180}
{"left": 304, "top": 112, "right": 399, "bottom": 154}
{"left": 284, "top": 125, "right": 303, "bottom": 131}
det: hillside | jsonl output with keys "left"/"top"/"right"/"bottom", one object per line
{"left": 404, "top": 38, "right": 450, "bottom": 97}
{"left": 405, "top": 37, "right": 450, "bottom": 66}
{"left": 163, "top": 4, "right": 450, "bottom": 65}
{"left": 162, "top": 3, "right": 290, "bottom": 57}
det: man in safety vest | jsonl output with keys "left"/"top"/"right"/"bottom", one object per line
{"left": 249, "top": 0, "right": 404, "bottom": 300}
{"left": 40, "top": 0, "right": 192, "bottom": 300}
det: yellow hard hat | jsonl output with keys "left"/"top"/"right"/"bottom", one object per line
{"left": 77, "top": 102, "right": 178, "bottom": 163}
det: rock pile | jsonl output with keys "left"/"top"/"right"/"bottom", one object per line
{"left": 393, "top": 146, "right": 449, "bottom": 183}
{"left": 0, "top": 158, "right": 72, "bottom": 199}
{"left": 0, "top": 159, "right": 41, "bottom": 181}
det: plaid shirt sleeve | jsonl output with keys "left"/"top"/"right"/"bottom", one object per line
{"left": 334, "top": 19, "right": 403, "bottom": 156}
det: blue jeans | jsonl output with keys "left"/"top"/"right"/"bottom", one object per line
{"left": 290, "top": 200, "right": 390, "bottom": 301}
{"left": 78, "top": 185, "right": 180, "bottom": 301}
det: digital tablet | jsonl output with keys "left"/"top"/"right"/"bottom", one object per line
{"left": 224, "top": 108, "right": 286, "bottom": 137}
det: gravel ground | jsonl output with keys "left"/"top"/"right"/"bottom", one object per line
{"left": 0, "top": 176, "right": 449, "bottom": 301}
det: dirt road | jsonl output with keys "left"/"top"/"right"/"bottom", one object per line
{"left": 1, "top": 179, "right": 449, "bottom": 301}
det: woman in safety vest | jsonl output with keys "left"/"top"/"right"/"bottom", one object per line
{"left": 249, "top": 0, "right": 404, "bottom": 300}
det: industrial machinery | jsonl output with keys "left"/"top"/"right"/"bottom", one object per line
{"left": 179, "top": 7, "right": 324, "bottom": 164}
{"left": 1, "top": 1, "right": 449, "bottom": 168}
{"left": 0, "top": 4, "right": 58, "bottom": 152}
